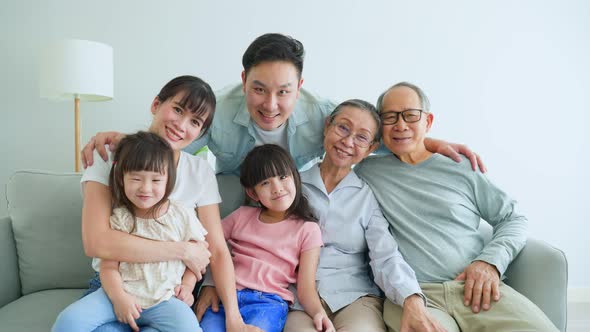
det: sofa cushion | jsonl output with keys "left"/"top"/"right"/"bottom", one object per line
{"left": 0, "top": 289, "right": 84, "bottom": 332}
{"left": 6, "top": 170, "right": 93, "bottom": 295}
{"left": 216, "top": 174, "right": 244, "bottom": 218}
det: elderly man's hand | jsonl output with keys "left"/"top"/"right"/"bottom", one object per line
{"left": 455, "top": 260, "right": 501, "bottom": 313}
{"left": 401, "top": 294, "right": 446, "bottom": 332}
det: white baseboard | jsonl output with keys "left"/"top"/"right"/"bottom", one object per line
{"left": 568, "top": 288, "right": 590, "bottom": 331}
{"left": 568, "top": 287, "right": 590, "bottom": 303}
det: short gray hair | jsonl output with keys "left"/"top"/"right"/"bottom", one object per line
{"left": 376, "top": 81, "right": 430, "bottom": 113}
{"left": 327, "top": 99, "right": 382, "bottom": 142}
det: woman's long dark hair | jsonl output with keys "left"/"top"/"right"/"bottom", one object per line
{"left": 240, "top": 144, "right": 317, "bottom": 222}
{"left": 109, "top": 131, "right": 176, "bottom": 227}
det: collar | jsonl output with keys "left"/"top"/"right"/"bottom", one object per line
{"left": 302, "top": 163, "right": 363, "bottom": 196}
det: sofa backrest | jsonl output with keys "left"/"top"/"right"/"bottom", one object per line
{"left": 5, "top": 170, "right": 245, "bottom": 295}
{"left": 6, "top": 171, "right": 93, "bottom": 295}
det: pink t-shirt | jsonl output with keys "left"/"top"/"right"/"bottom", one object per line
{"left": 222, "top": 206, "right": 323, "bottom": 303}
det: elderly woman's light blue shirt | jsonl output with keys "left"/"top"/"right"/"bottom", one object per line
{"left": 294, "top": 164, "right": 422, "bottom": 312}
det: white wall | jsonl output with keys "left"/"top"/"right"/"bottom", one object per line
{"left": 1, "top": 0, "right": 588, "bottom": 287}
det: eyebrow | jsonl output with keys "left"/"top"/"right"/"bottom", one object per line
{"left": 337, "top": 118, "right": 374, "bottom": 134}
{"left": 252, "top": 80, "right": 293, "bottom": 89}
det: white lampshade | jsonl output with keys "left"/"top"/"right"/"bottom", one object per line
{"left": 40, "top": 39, "right": 113, "bottom": 101}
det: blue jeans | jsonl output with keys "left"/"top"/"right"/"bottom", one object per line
{"left": 52, "top": 288, "right": 201, "bottom": 332}
{"left": 200, "top": 289, "right": 288, "bottom": 332}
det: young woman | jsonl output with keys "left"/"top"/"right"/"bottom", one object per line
{"left": 53, "top": 76, "right": 262, "bottom": 332}
{"left": 54, "top": 131, "right": 206, "bottom": 331}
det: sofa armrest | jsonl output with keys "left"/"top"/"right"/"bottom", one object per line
{"left": 504, "top": 237, "right": 567, "bottom": 332}
{"left": 0, "top": 216, "right": 20, "bottom": 308}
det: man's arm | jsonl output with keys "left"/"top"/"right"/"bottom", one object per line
{"left": 81, "top": 130, "right": 210, "bottom": 167}
{"left": 456, "top": 171, "right": 528, "bottom": 313}
{"left": 81, "top": 132, "right": 126, "bottom": 168}
{"left": 424, "top": 137, "right": 486, "bottom": 172}
{"left": 81, "top": 181, "right": 210, "bottom": 274}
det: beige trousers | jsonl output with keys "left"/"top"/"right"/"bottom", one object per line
{"left": 384, "top": 281, "right": 559, "bottom": 332}
{"left": 283, "top": 295, "right": 386, "bottom": 332}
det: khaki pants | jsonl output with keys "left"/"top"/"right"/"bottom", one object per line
{"left": 284, "top": 296, "right": 386, "bottom": 332}
{"left": 384, "top": 281, "right": 559, "bottom": 332}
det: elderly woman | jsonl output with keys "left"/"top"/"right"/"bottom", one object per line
{"left": 283, "top": 100, "right": 443, "bottom": 332}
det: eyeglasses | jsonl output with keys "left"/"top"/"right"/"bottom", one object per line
{"left": 330, "top": 122, "right": 374, "bottom": 148}
{"left": 380, "top": 109, "right": 424, "bottom": 125}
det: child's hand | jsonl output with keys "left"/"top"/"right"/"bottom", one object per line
{"left": 195, "top": 286, "right": 220, "bottom": 320}
{"left": 112, "top": 292, "right": 142, "bottom": 332}
{"left": 313, "top": 311, "right": 335, "bottom": 332}
{"left": 175, "top": 284, "right": 195, "bottom": 306}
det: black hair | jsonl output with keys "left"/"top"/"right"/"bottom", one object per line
{"left": 109, "top": 131, "right": 176, "bottom": 229}
{"left": 156, "top": 75, "right": 216, "bottom": 138}
{"left": 242, "top": 33, "right": 305, "bottom": 78}
{"left": 240, "top": 144, "right": 317, "bottom": 222}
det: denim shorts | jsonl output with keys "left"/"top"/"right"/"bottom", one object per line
{"left": 200, "top": 288, "right": 289, "bottom": 332}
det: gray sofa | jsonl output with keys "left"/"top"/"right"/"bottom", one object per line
{"left": 0, "top": 170, "right": 568, "bottom": 331}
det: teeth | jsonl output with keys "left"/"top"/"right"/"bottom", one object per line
{"left": 335, "top": 147, "right": 351, "bottom": 157}
{"left": 166, "top": 128, "right": 182, "bottom": 140}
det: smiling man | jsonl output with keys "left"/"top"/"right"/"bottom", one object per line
{"left": 183, "top": 33, "right": 335, "bottom": 174}
{"left": 355, "top": 82, "right": 558, "bottom": 332}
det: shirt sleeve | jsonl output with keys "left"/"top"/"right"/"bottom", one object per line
{"left": 472, "top": 172, "right": 528, "bottom": 276}
{"left": 179, "top": 204, "right": 207, "bottom": 242}
{"left": 80, "top": 148, "right": 113, "bottom": 194}
{"left": 299, "top": 221, "right": 323, "bottom": 252}
{"left": 195, "top": 159, "right": 222, "bottom": 207}
{"left": 109, "top": 208, "right": 134, "bottom": 233}
{"left": 365, "top": 203, "right": 424, "bottom": 306}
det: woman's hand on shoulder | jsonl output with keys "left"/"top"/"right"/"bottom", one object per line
{"left": 82, "top": 131, "right": 126, "bottom": 168}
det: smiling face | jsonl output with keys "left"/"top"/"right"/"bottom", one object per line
{"left": 123, "top": 170, "right": 168, "bottom": 218}
{"left": 380, "top": 86, "right": 433, "bottom": 163}
{"left": 323, "top": 106, "right": 380, "bottom": 169}
{"left": 149, "top": 92, "right": 208, "bottom": 153}
{"left": 242, "top": 61, "right": 303, "bottom": 131}
{"left": 246, "top": 174, "right": 297, "bottom": 222}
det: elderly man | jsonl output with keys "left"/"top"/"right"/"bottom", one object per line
{"left": 355, "top": 82, "right": 558, "bottom": 332}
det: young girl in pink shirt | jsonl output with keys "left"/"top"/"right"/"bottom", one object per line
{"left": 200, "top": 144, "right": 335, "bottom": 332}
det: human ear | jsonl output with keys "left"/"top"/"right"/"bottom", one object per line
{"left": 296, "top": 77, "right": 304, "bottom": 98}
{"left": 323, "top": 117, "right": 331, "bottom": 136}
{"left": 150, "top": 97, "right": 161, "bottom": 115}
{"left": 245, "top": 187, "right": 259, "bottom": 202}
{"left": 241, "top": 71, "right": 247, "bottom": 92}
{"left": 426, "top": 113, "right": 434, "bottom": 132}
{"left": 368, "top": 141, "right": 380, "bottom": 154}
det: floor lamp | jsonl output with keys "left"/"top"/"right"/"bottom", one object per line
{"left": 40, "top": 39, "right": 113, "bottom": 172}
